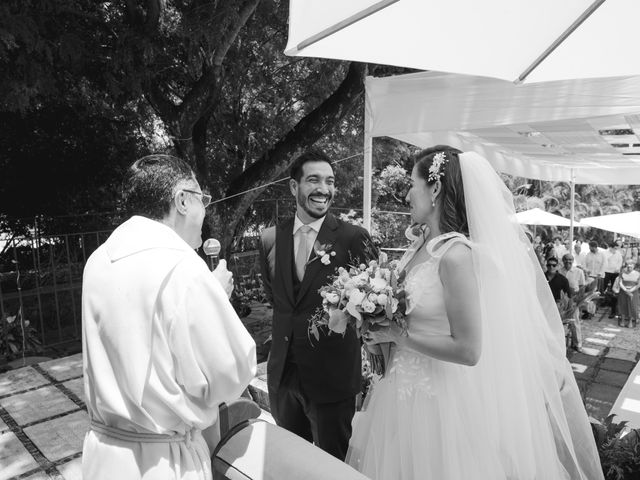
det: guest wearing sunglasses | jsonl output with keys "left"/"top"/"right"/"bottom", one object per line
{"left": 545, "top": 258, "right": 571, "bottom": 301}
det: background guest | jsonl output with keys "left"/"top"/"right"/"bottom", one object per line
{"left": 560, "top": 254, "right": 586, "bottom": 351}
{"left": 584, "top": 241, "right": 606, "bottom": 292}
{"left": 545, "top": 258, "right": 571, "bottom": 301}
{"left": 573, "top": 239, "right": 587, "bottom": 269}
{"left": 616, "top": 261, "right": 640, "bottom": 328}
{"left": 603, "top": 242, "right": 623, "bottom": 318}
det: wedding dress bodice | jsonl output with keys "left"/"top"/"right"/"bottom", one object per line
{"left": 402, "top": 232, "right": 471, "bottom": 337}
{"left": 388, "top": 233, "right": 471, "bottom": 398}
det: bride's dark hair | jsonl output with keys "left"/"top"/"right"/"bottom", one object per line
{"left": 413, "top": 145, "right": 469, "bottom": 236}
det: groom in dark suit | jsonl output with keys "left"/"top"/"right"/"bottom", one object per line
{"left": 259, "top": 149, "right": 375, "bottom": 460}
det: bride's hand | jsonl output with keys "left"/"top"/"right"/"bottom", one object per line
{"left": 363, "top": 322, "right": 404, "bottom": 346}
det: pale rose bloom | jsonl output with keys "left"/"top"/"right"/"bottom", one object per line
{"left": 367, "top": 293, "right": 378, "bottom": 303}
{"left": 359, "top": 264, "right": 367, "bottom": 271}
{"left": 349, "top": 289, "right": 366, "bottom": 306}
{"left": 6, "top": 315, "right": 15, "bottom": 324}
{"left": 330, "top": 251, "right": 336, "bottom": 257}
{"left": 361, "top": 299, "right": 376, "bottom": 313}
{"left": 370, "top": 277, "right": 388, "bottom": 292}
{"left": 369, "top": 260, "right": 378, "bottom": 269}
{"left": 376, "top": 293, "right": 388, "bottom": 305}
{"left": 325, "top": 292, "right": 340, "bottom": 304}
{"left": 321, "top": 254, "right": 331, "bottom": 265}
{"left": 355, "top": 274, "right": 369, "bottom": 288}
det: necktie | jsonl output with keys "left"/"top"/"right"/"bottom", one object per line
{"left": 295, "top": 225, "right": 313, "bottom": 281}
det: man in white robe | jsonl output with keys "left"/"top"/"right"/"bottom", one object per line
{"left": 82, "top": 154, "right": 256, "bottom": 480}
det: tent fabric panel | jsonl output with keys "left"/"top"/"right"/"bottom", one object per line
{"left": 580, "top": 212, "right": 640, "bottom": 239}
{"left": 390, "top": 132, "right": 640, "bottom": 185}
{"left": 524, "top": 0, "right": 640, "bottom": 83}
{"left": 365, "top": 72, "right": 640, "bottom": 136}
{"left": 366, "top": 72, "right": 640, "bottom": 184}
{"left": 286, "top": 0, "right": 592, "bottom": 82}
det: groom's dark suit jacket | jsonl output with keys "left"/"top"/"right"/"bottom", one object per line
{"left": 259, "top": 213, "right": 374, "bottom": 412}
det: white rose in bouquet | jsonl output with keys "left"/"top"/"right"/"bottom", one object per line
{"left": 325, "top": 292, "right": 340, "bottom": 305}
{"left": 361, "top": 299, "right": 376, "bottom": 313}
{"left": 371, "top": 276, "right": 388, "bottom": 293}
{"left": 349, "top": 289, "right": 366, "bottom": 305}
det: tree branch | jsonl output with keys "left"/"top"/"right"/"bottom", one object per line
{"left": 143, "top": 0, "right": 165, "bottom": 34}
{"left": 212, "top": 0, "right": 261, "bottom": 70}
{"left": 215, "top": 62, "right": 366, "bottom": 247}
{"left": 176, "top": 0, "right": 259, "bottom": 132}
{"left": 145, "top": 83, "right": 178, "bottom": 123}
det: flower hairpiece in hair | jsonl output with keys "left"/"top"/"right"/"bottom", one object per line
{"left": 427, "top": 152, "right": 448, "bottom": 183}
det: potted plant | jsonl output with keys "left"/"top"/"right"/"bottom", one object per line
{"left": 592, "top": 415, "right": 640, "bottom": 479}
{"left": 1, "top": 307, "right": 44, "bottom": 368}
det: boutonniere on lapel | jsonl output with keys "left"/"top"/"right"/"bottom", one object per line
{"left": 306, "top": 241, "right": 336, "bottom": 266}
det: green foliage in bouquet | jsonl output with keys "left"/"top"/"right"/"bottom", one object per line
{"left": 591, "top": 415, "right": 640, "bottom": 479}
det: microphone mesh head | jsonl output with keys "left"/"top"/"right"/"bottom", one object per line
{"left": 203, "top": 238, "right": 221, "bottom": 256}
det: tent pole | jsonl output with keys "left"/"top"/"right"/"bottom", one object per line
{"left": 569, "top": 169, "right": 576, "bottom": 248}
{"left": 363, "top": 133, "right": 373, "bottom": 233}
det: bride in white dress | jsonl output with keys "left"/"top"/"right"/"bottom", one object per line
{"left": 347, "top": 147, "right": 603, "bottom": 479}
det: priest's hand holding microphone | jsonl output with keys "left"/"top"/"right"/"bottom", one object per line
{"left": 204, "top": 238, "right": 234, "bottom": 298}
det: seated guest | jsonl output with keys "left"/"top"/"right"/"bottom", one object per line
{"left": 545, "top": 258, "right": 571, "bottom": 301}
{"left": 573, "top": 239, "right": 587, "bottom": 269}
{"left": 560, "top": 254, "right": 586, "bottom": 297}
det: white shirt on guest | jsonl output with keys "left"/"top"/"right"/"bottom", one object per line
{"left": 584, "top": 250, "right": 606, "bottom": 278}
{"left": 560, "top": 266, "right": 586, "bottom": 293}
{"left": 293, "top": 215, "right": 326, "bottom": 261}
{"left": 604, "top": 249, "right": 623, "bottom": 274}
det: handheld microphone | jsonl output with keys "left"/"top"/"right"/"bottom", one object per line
{"left": 203, "top": 238, "right": 221, "bottom": 271}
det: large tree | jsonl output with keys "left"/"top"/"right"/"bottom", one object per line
{"left": 1, "top": 1, "right": 369, "bottom": 254}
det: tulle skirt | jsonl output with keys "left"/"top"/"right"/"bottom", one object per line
{"left": 348, "top": 348, "right": 509, "bottom": 480}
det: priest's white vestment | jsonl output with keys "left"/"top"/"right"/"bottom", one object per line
{"left": 81, "top": 216, "right": 257, "bottom": 479}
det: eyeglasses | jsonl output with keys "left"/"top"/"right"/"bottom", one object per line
{"left": 547, "top": 263, "right": 558, "bottom": 268}
{"left": 181, "top": 189, "right": 212, "bottom": 208}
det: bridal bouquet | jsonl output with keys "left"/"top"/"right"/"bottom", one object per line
{"left": 309, "top": 252, "right": 408, "bottom": 374}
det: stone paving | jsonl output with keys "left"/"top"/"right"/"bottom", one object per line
{"left": 0, "top": 305, "right": 638, "bottom": 479}
{"left": 0, "top": 355, "right": 84, "bottom": 480}
{"left": 568, "top": 308, "right": 640, "bottom": 424}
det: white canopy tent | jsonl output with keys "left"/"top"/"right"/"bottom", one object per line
{"left": 580, "top": 211, "right": 640, "bottom": 239}
{"left": 286, "top": 0, "right": 640, "bottom": 84}
{"left": 361, "top": 71, "right": 640, "bottom": 245}
{"left": 515, "top": 208, "right": 583, "bottom": 228}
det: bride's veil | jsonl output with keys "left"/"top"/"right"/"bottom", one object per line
{"left": 459, "top": 152, "right": 603, "bottom": 479}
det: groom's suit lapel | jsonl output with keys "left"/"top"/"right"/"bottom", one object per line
{"left": 276, "top": 219, "right": 296, "bottom": 306}
{"left": 296, "top": 213, "right": 339, "bottom": 304}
